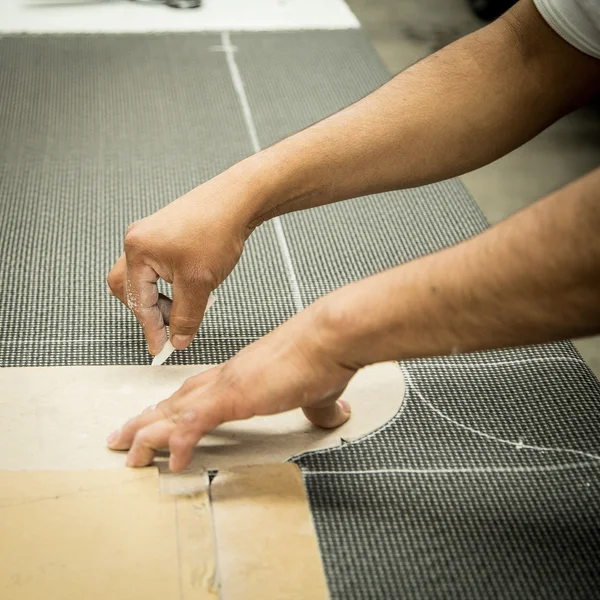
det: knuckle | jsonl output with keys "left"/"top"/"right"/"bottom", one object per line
{"left": 118, "top": 420, "right": 137, "bottom": 442}
{"left": 124, "top": 220, "right": 146, "bottom": 255}
{"left": 125, "top": 220, "right": 142, "bottom": 237}
{"left": 170, "top": 432, "right": 194, "bottom": 454}
{"left": 134, "top": 429, "right": 152, "bottom": 447}
{"left": 169, "top": 315, "right": 199, "bottom": 335}
{"left": 185, "top": 267, "right": 218, "bottom": 292}
{"left": 196, "top": 268, "right": 217, "bottom": 288}
{"left": 106, "top": 270, "right": 123, "bottom": 296}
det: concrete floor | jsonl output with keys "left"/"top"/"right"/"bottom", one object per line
{"left": 347, "top": 0, "right": 600, "bottom": 377}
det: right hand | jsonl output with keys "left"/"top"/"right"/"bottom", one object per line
{"left": 107, "top": 171, "right": 258, "bottom": 355}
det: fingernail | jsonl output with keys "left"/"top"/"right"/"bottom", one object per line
{"left": 107, "top": 430, "right": 119, "bottom": 445}
{"left": 337, "top": 399, "right": 351, "bottom": 414}
{"left": 171, "top": 334, "right": 191, "bottom": 350}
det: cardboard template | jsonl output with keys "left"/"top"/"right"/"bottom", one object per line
{"left": 0, "top": 362, "right": 405, "bottom": 470}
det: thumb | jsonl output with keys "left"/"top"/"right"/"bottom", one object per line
{"left": 302, "top": 398, "right": 351, "bottom": 429}
{"left": 169, "top": 278, "right": 213, "bottom": 350}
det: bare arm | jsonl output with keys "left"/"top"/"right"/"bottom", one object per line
{"left": 108, "top": 0, "right": 600, "bottom": 354}
{"left": 316, "top": 168, "right": 600, "bottom": 367}
{"left": 111, "top": 168, "right": 600, "bottom": 471}
{"left": 244, "top": 0, "right": 600, "bottom": 221}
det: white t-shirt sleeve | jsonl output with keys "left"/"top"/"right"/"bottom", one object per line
{"left": 533, "top": 0, "right": 600, "bottom": 58}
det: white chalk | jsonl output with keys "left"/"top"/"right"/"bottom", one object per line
{"left": 151, "top": 292, "right": 217, "bottom": 366}
{"left": 205, "top": 292, "right": 217, "bottom": 313}
{"left": 151, "top": 340, "right": 176, "bottom": 367}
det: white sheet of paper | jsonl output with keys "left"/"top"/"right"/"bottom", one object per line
{"left": 0, "top": 0, "right": 359, "bottom": 33}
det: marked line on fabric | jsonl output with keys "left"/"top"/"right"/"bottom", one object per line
{"left": 402, "top": 367, "right": 600, "bottom": 462}
{"left": 220, "top": 31, "right": 304, "bottom": 313}
{"left": 407, "top": 355, "right": 592, "bottom": 371}
{"left": 294, "top": 357, "right": 600, "bottom": 467}
{"left": 302, "top": 461, "right": 600, "bottom": 476}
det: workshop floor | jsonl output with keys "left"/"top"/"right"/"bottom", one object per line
{"left": 346, "top": 0, "right": 600, "bottom": 378}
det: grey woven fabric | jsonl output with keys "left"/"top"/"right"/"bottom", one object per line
{"left": 1, "top": 31, "right": 599, "bottom": 599}
{"left": 295, "top": 345, "right": 600, "bottom": 598}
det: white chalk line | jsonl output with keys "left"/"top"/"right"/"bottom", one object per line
{"left": 293, "top": 357, "right": 600, "bottom": 473}
{"left": 402, "top": 366, "right": 600, "bottom": 462}
{"left": 407, "top": 355, "right": 592, "bottom": 372}
{"left": 220, "top": 31, "right": 304, "bottom": 313}
{"left": 303, "top": 461, "right": 600, "bottom": 476}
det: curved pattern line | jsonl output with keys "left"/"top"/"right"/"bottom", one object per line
{"left": 404, "top": 367, "right": 600, "bottom": 462}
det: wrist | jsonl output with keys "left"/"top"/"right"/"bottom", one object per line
{"left": 310, "top": 262, "right": 436, "bottom": 368}
{"left": 208, "top": 153, "right": 276, "bottom": 231}
{"left": 310, "top": 291, "right": 377, "bottom": 371}
{"left": 232, "top": 136, "right": 334, "bottom": 229}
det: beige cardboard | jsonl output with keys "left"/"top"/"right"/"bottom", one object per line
{"left": 0, "top": 362, "right": 405, "bottom": 471}
{"left": 0, "top": 361, "right": 403, "bottom": 598}
{"left": 0, "top": 468, "right": 217, "bottom": 600}
{"left": 0, "top": 465, "right": 328, "bottom": 600}
{"left": 211, "top": 463, "right": 330, "bottom": 600}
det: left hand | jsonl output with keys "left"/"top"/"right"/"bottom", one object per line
{"left": 107, "top": 303, "right": 356, "bottom": 471}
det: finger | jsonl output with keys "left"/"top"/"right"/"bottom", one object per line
{"left": 109, "top": 254, "right": 167, "bottom": 353}
{"left": 168, "top": 429, "right": 199, "bottom": 472}
{"left": 169, "top": 278, "right": 213, "bottom": 350}
{"left": 126, "top": 419, "right": 176, "bottom": 468}
{"left": 168, "top": 405, "right": 224, "bottom": 472}
{"left": 124, "top": 261, "right": 167, "bottom": 355}
{"left": 106, "top": 407, "right": 165, "bottom": 451}
{"left": 302, "top": 399, "right": 351, "bottom": 429}
{"left": 157, "top": 293, "right": 173, "bottom": 325}
{"left": 107, "top": 254, "right": 127, "bottom": 303}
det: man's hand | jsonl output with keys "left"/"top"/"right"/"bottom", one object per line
{"left": 107, "top": 0, "right": 600, "bottom": 356}
{"left": 108, "top": 165, "right": 600, "bottom": 472}
{"left": 107, "top": 305, "right": 355, "bottom": 471}
{"left": 107, "top": 166, "right": 264, "bottom": 355}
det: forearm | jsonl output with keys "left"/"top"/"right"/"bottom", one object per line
{"left": 236, "top": 0, "right": 598, "bottom": 223}
{"left": 315, "top": 168, "right": 600, "bottom": 367}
